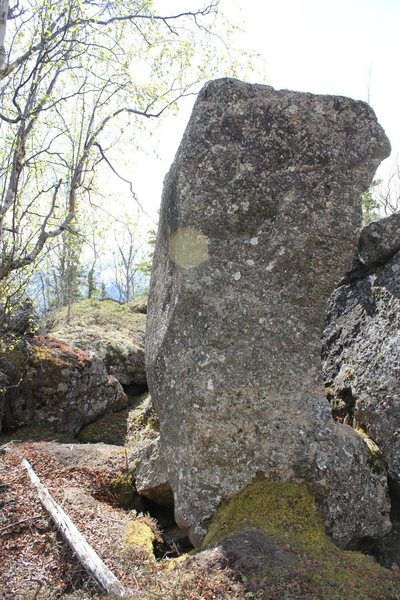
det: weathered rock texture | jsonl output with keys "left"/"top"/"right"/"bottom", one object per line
{"left": 127, "top": 395, "right": 173, "bottom": 508}
{"left": 146, "top": 78, "right": 391, "bottom": 546}
{"left": 322, "top": 212, "right": 400, "bottom": 488}
{"left": 49, "top": 300, "right": 146, "bottom": 386}
{"left": 0, "top": 334, "right": 127, "bottom": 434}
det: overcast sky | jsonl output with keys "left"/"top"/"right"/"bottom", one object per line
{"left": 131, "top": 0, "right": 400, "bottom": 225}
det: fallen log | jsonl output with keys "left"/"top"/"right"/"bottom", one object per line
{"left": 21, "top": 458, "right": 132, "bottom": 598}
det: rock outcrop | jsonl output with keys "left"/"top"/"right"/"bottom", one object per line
{"left": 49, "top": 299, "right": 146, "bottom": 386}
{"left": 0, "top": 334, "right": 127, "bottom": 435}
{"left": 146, "top": 78, "right": 391, "bottom": 546}
{"left": 322, "top": 212, "right": 400, "bottom": 489}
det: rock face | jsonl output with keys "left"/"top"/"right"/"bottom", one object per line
{"left": 146, "top": 78, "right": 391, "bottom": 546}
{"left": 1, "top": 334, "right": 127, "bottom": 435}
{"left": 49, "top": 300, "right": 146, "bottom": 386}
{"left": 127, "top": 395, "right": 173, "bottom": 508}
{"left": 322, "top": 212, "right": 400, "bottom": 488}
{"left": 132, "top": 437, "right": 173, "bottom": 508}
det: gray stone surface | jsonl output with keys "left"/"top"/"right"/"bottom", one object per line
{"left": 323, "top": 212, "right": 400, "bottom": 486}
{"left": 131, "top": 437, "right": 173, "bottom": 508}
{"left": 146, "top": 78, "right": 391, "bottom": 546}
{"left": 127, "top": 395, "right": 173, "bottom": 507}
{"left": 344, "top": 211, "right": 400, "bottom": 282}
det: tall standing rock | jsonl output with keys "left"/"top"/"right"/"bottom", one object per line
{"left": 146, "top": 78, "right": 391, "bottom": 546}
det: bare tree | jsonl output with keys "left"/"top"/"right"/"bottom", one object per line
{"left": 374, "top": 157, "right": 400, "bottom": 216}
{"left": 112, "top": 220, "right": 144, "bottom": 303}
{"left": 0, "top": 0, "right": 238, "bottom": 291}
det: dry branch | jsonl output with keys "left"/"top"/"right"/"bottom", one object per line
{"left": 21, "top": 458, "right": 132, "bottom": 598}
{"left": 0, "top": 513, "right": 42, "bottom": 532}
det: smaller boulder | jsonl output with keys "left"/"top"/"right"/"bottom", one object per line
{"left": 344, "top": 211, "right": 400, "bottom": 281}
{"left": 127, "top": 395, "right": 173, "bottom": 508}
{"left": 3, "top": 334, "right": 127, "bottom": 435}
{"left": 131, "top": 437, "right": 173, "bottom": 508}
{"left": 195, "top": 476, "right": 400, "bottom": 598}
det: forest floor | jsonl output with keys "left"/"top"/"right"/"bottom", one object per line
{"left": 0, "top": 440, "right": 246, "bottom": 600}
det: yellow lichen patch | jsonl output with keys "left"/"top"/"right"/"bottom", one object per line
{"left": 355, "top": 427, "right": 386, "bottom": 475}
{"left": 163, "top": 553, "right": 192, "bottom": 571}
{"left": 125, "top": 515, "right": 162, "bottom": 560}
{"left": 201, "top": 477, "right": 400, "bottom": 599}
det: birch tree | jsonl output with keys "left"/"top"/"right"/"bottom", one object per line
{"left": 0, "top": 0, "right": 244, "bottom": 296}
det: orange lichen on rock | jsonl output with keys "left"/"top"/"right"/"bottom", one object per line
{"left": 31, "top": 334, "right": 92, "bottom": 368}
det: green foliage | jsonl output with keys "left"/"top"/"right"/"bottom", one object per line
{"left": 362, "top": 190, "right": 380, "bottom": 225}
{"left": 137, "top": 228, "right": 157, "bottom": 278}
{"left": 362, "top": 179, "right": 383, "bottom": 225}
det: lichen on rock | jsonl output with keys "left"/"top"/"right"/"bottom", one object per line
{"left": 1, "top": 333, "right": 127, "bottom": 435}
{"left": 128, "top": 395, "right": 173, "bottom": 508}
{"left": 323, "top": 212, "right": 400, "bottom": 487}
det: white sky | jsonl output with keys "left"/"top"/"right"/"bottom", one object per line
{"left": 129, "top": 0, "right": 400, "bottom": 226}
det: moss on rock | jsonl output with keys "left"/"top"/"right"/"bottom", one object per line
{"left": 355, "top": 427, "right": 386, "bottom": 475}
{"left": 127, "top": 395, "right": 159, "bottom": 448}
{"left": 201, "top": 477, "right": 400, "bottom": 599}
{"left": 125, "top": 514, "right": 162, "bottom": 560}
{"left": 109, "top": 470, "right": 140, "bottom": 509}
{"left": 77, "top": 408, "right": 130, "bottom": 445}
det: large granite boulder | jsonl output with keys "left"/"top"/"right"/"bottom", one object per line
{"left": 322, "top": 212, "right": 400, "bottom": 488}
{"left": 146, "top": 78, "right": 391, "bottom": 547}
{"left": 49, "top": 299, "right": 146, "bottom": 386}
{"left": 0, "top": 334, "right": 127, "bottom": 434}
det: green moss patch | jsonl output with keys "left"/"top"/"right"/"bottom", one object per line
{"left": 77, "top": 408, "right": 129, "bottom": 445}
{"left": 125, "top": 514, "right": 162, "bottom": 561}
{"left": 109, "top": 470, "right": 139, "bottom": 508}
{"left": 202, "top": 477, "right": 400, "bottom": 599}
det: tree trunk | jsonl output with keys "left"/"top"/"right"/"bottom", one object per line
{"left": 0, "top": 0, "right": 9, "bottom": 71}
